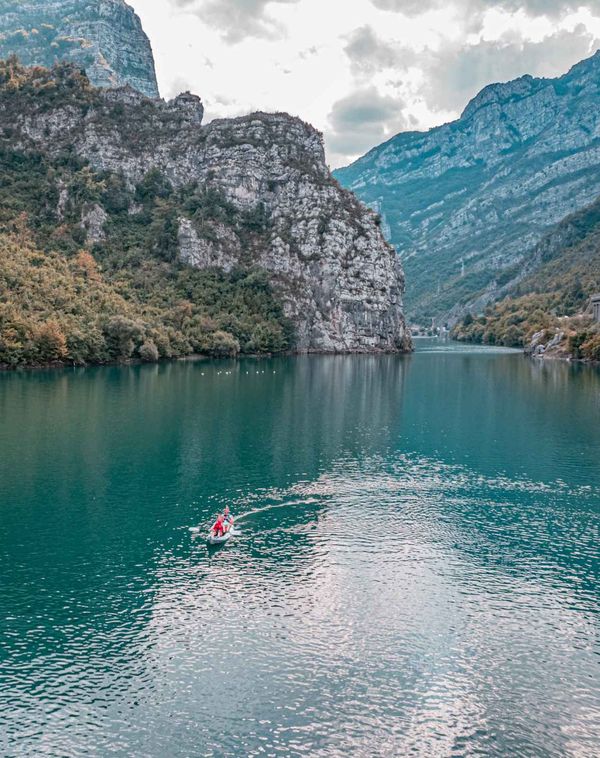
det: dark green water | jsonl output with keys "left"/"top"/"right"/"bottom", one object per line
{"left": 1, "top": 340, "right": 599, "bottom": 757}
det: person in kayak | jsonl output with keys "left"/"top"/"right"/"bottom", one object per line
{"left": 211, "top": 514, "right": 226, "bottom": 537}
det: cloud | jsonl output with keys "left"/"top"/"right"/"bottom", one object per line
{"left": 330, "top": 18, "right": 599, "bottom": 165}
{"left": 370, "top": 0, "right": 439, "bottom": 14}
{"left": 165, "top": 75, "right": 197, "bottom": 99}
{"left": 326, "top": 86, "right": 408, "bottom": 165}
{"left": 340, "top": 20, "right": 598, "bottom": 113}
{"left": 169, "top": 0, "right": 299, "bottom": 43}
{"left": 422, "top": 25, "right": 599, "bottom": 112}
{"left": 370, "top": 0, "right": 600, "bottom": 17}
{"left": 299, "top": 45, "right": 319, "bottom": 59}
{"left": 344, "top": 25, "right": 416, "bottom": 76}
{"left": 134, "top": 0, "right": 600, "bottom": 167}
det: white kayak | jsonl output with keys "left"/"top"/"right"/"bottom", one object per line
{"left": 207, "top": 526, "right": 234, "bottom": 545}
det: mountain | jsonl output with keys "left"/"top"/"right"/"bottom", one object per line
{"left": 451, "top": 194, "right": 600, "bottom": 360}
{"left": 0, "top": 0, "right": 159, "bottom": 98}
{"left": 335, "top": 51, "right": 600, "bottom": 325}
{"left": 0, "top": 60, "right": 409, "bottom": 367}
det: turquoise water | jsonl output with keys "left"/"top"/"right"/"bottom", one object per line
{"left": 1, "top": 340, "right": 599, "bottom": 757}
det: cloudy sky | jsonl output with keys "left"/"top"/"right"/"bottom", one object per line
{"left": 131, "top": 0, "right": 600, "bottom": 167}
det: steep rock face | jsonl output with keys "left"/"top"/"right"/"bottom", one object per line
{"left": 0, "top": 0, "right": 159, "bottom": 98}
{"left": 335, "top": 51, "right": 600, "bottom": 324}
{"left": 2, "top": 68, "right": 408, "bottom": 353}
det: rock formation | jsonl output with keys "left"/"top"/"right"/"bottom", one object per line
{"left": 0, "top": 63, "right": 409, "bottom": 353}
{"left": 0, "top": 0, "right": 159, "bottom": 98}
{"left": 335, "top": 50, "right": 600, "bottom": 325}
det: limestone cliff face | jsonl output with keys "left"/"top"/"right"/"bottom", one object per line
{"left": 0, "top": 0, "right": 159, "bottom": 98}
{"left": 3, "top": 75, "right": 409, "bottom": 353}
{"left": 335, "top": 51, "right": 600, "bottom": 325}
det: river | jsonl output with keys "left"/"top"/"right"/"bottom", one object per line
{"left": 1, "top": 340, "right": 599, "bottom": 757}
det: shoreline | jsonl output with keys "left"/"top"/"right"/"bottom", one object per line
{"left": 528, "top": 352, "right": 599, "bottom": 365}
{"left": 0, "top": 346, "right": 415, "bottom": 374}
{"left": 444, "top": 337, "right": 599, "bottom": 365}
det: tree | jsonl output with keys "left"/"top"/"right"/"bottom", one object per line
{"left": 149, "top": 200, "right": 179, "bottom": 262}
{"left": 138, "top": 340, "right": 159, "bottom": 362}
{"left": 74, "top": 250, "right": 100, "bottom": 281}
{"left": 34, "top": 320, "right": 68, "bottom": 361}
{"left": 135, "top": 168, "right": 172, "bottom": 204}
{"left": 103, "top": 316, "right": 144, "bottom": 359}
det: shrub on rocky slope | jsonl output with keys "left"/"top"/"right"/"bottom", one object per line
{"left": 0, "top": 224, "right": 292, "bottom": 367}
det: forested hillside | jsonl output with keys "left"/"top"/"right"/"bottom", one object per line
{"left": 0, "top": 58, "right": 409, "bottom": 367}
{"left": 451, "top": 197, "right": 600, "bottom": 360}
{"left": 0, "top": 61, "right": 293, "bottom": 367}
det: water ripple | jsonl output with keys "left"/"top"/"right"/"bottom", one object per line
{"left": 1, "top": 353, "right": 599, "bottom": 756}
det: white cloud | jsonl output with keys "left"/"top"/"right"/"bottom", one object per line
{"left": 423, "top": 25, "right": 599, "bottom": 112}
{"left": 169, "top": 0, "right": 300, "bottom": 43}
{"left": 326, "top": 86, "right": 408, "bottom": 166}
{"left": 344, "top": 26, "right": 416, "bottom": 76}
{"left": 130, "top": 0, "right": 600, "bottom": 167}
{"left": 371, "top": 0, "right": 600, "bottom": 19}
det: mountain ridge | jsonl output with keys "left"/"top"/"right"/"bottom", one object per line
{"left": 335, "top": 49, "right": 600, "bottom": 325}
{"left": 0, "top": 0, "right": 159, "bottom": 98}
{"left": 450, "top": 192, "right": 600, "bottom": 361}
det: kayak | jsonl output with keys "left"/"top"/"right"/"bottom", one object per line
{"left": 207, "top": 526, "right": 234, "bottom": 546}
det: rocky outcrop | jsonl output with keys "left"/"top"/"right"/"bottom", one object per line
{"left": 81, "top": 203, "right": 108, "bottom": 243}
{"left": 1, "top": 65, "right": 409, "bottom": 353}
{"left": 335, "top": 50, "right": 600, "bottom": 325}
{"left": 177, "top": 217, "right": 241, "bottom": 272}
{"left": 0, "top": 0, "right": 159, "bottom": 98}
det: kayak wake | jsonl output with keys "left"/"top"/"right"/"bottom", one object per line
{"left": 188, "top": 496, "right": 320, "bottom": 540}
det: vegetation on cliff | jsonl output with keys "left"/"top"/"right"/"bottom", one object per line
{"left": 0, "top": 221, "right": 291, "bottom": 368}
{"left": 0, "top": 57, "right": 409, "bottom": 361}
{"left": 0, "top": 0, "right": 160, "bottom": 97}
{"left": 0, "top": 60, "right": 293, "bottom": 367}
{"left": 451, "top": 295, "right": 600, "bottom": 361}
{"left": 451, "top": 197, "right": 600, "bottom": 361}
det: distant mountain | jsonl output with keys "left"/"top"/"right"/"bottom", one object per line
{"left": 451, "top": 194, "right": 600, "bottom": 361}
{"left": 335, "top": 51, "right": 600, "bottom": 325}
{"left": 0, "top": 0, "right": 159, "bottom": 98}
{"left": 517, "top": 195, "right": 600, "bottom": 298}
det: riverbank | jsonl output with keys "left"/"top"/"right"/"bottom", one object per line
{"left": 524, "top": 319, "right": 600, "bottom": 363}
{"left": 0, "top": 343, "right": 414, "bottom": 373}
{"left": 452, "top": 307, "right": 600, "bottom": 364}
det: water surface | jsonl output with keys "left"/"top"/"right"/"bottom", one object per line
{"left": 1, "top": 341, "right": 599, "bottom": 757}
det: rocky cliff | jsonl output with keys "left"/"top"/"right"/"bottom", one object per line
{"left": 0, "top": 0, "right": 159, "bottom": 98}
{"left": 335, "top": 50, "right": 600, "bottom": 325}
{"left": 0, "top": 61, "right": 409, "bottom": 356}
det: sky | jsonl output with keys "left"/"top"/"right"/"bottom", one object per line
{"left": 130, "top": 0, "right": 600, "bottom": 167}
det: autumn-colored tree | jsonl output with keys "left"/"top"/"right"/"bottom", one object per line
{"left": 168, "top": 300, "right": 193, "bottom": 330}
{"left": 74, "top": 250, "right": 100, "bottom": 281}
{"left": 34, "top": 320, "right": 68, "bottom": 361}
